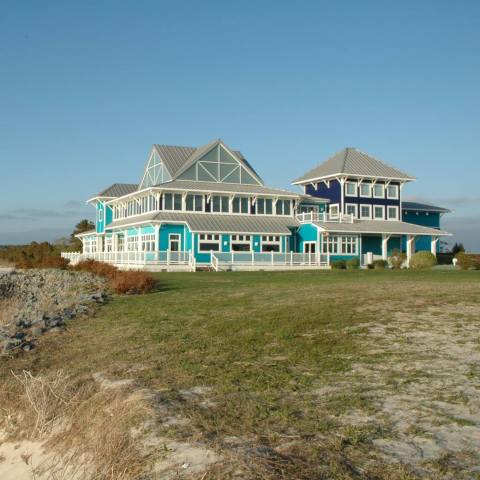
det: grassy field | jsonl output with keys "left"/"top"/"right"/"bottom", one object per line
{"left": 2, "top": 269, "right": 480, "bottom": 479}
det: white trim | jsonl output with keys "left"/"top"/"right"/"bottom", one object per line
{"left": 372, "top": 183, "right": 385, "bottom": 199}
{"left": 359, "top": 183, "right": 372, "bottom": 198}
{"left": 373, "top": 205, "right": 385, "bottom": 220}
{"left": 198, "top": 233, "right": 222, "bottom": 252}
{"left": 386, "top": 184, "right": 399, "bottom": 200}
{"left": 359, "top": 204, "right": 372, "bottom": 219}
{"left": 387, "top": 205, "right": 400, "bottom": 220}
{"left": 292, "top": 173, "right": 416, "bottom": 186}
{"left": 344, "top": 181, "right": 357, "bottom": 197}
{"left": 345, "top": 203, "right": 358, "bottom": 218}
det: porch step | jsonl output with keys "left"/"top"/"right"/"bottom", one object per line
{"left": 195, "top": 265, "right": 214, "bottom": 272}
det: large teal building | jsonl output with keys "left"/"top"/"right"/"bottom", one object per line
{"left": 63, "top": 140, "right": 450, "bottom": 271}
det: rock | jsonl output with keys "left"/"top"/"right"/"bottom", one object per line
{"left": 30, "top": 326, "right": 44, "bottom": 337}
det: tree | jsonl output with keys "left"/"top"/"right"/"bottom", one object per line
{"left": 451, "top": 243, "right": 465, "bottom": 256}
{"left": 69, "top": 219, "right": 95, "bottom": 251}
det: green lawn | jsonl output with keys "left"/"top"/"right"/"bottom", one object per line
{"left": 2, "top": 269, "right": 480, "bottom": 479}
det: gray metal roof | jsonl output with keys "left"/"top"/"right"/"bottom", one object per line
{"left": 312, "top": 219, "right": 450, "bottom": 236}
{"left": 293, "top": 148, "right": 416, "bottom": 184}
{"left": 98, "top": 183, "right": 138, "bottom": 197}
{"left": 402, "top": 201, "right": 451, "bottom": 213}
{"left": 153, "top": 179, "right": 302, "bottom": 197}
{"left": 108, "top": 212, "right": 299, "bottom": 234}
{"left": 154, "top": 139, "right": 261, "bottom": 182}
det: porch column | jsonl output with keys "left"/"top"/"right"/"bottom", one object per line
{"left": 406, "top": 235, "right": 416, "bottom": 267}
{"left": 431, "top": 236, "right": 439, "bottom": 256}
{"left": 381, "top": 234, "right": 391, "bottom": 261}
{"left": 154, "top": 224, "right": 160, "bottom": 261}
{"left": 137, "top": 227, "right": 142, "bottom": 251}
{"left": 124, "top": 230, "right": 128, "bottom": 252}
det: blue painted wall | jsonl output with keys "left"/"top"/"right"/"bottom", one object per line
{"left": 343, "top": 180, "right": 400, "bottom": 217}
{"left": 296, "top": 224, "right": 318, "bottom": 252}
{"left": 306, "top": 179, "right": 342, "bottom": 206}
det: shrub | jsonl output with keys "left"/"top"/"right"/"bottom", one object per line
{"left": 331, "top": 260, "right": 346, "bottom": 269}
{"left": 110, "top": 270, "right": 156, "bottom": 294}
{"left": 389, "top": 249, "right": 406, "bottom": 269}
{"left": 372, "top": 259, "right": 388, "bottom": 269}
{"left": 72, "top": 259, "right": 118, "bottom": 280}
{"left": 455, "top": 252, "right": 480, "bottom": 270}
{"left": 410, "top": 251, "right": 437, "bottom": 269}
{"left": 346, "top": 258, "right": 360, "bottom": 269}
{"left": 15, "top": 255, "right": 70, "bottom": 270}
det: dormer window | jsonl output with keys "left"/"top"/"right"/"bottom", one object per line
{"left": 386, "top": 185, "right": 399, "bottom": 199}
{"left": 186, "top": 194, "right": 204, "bottom": 212}
{"left": 232, "top": 197, "right": 249, "bottom": 214}
{"left": 359, "top": 183, "right": 372, "bottom": 198}
{"left": 257, "top": 198, "right": 273, "bottom": 215}
{"left": 345, "top": 181, "right": 357, "bottom": 196}
{"left": 373, "top": 184, "right": 384, "bottom": 198}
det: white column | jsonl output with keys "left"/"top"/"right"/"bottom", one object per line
{"left": 431, "top": 236, "right": 439, "bottom": 256}
{"left": 406, "top": 235, "right": 416, "bottom": 266}
{"left": 382, "top": 234, "right": 391, "bottom": 261}
{"left": 154, "top": 224, "right": 160, "bottom": 261}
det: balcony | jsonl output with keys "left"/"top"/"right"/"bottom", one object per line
{"left": 296, "top": 212, "right": 355, "bottom": 224}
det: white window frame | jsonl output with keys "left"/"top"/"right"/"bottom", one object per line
{"left": 127, "top": 235, "right": 138, "bottom": 251}
{"left": 345, "top": 181, "right": 357, "bottom": 197}
{"left": 387, "top": 205, "right": 399, "bottom": 220}
{"left": 275, "top": 199, "right": 292, "bottom": 216}
{"left": 373, "top": 184, "right": 385, "bottom": 199}
{"left": 373, "top": 205, "right": 385, "bottom": 220}
{"left": 231, "top": 234, "right": 252, "bottom": 252}
{"left": 211, "top": 195, "right": 229, "bottom": 213}
{"left": 105, "top": 236, "right": 113, "bottom": 252}
{"left": 232, "top": 196, "right": 250, "bottom": 214}
{"left": 198, "top": 233, "right": 221, "bottom": 252}
{"left": 261, "top": 235, "right": 282, "bottom": 252}
{"left": 185, "top": 194, "right": 204, "bottom": 212}
{"left": 386, "top": 184, "right": 399, "bottom": 199}
{"left": 345, "top": 203, "right": 358, "bottom": 218}
{"left": 321, "top": 235, "right": 358, "bottom": 255}
{"left": 329, "top": 203, "right": 340, "bottom": 218}
{"left": 360, "top": 204, "right": 372, "bottom": 219}
{"left": 359, "top": 183, "right": 372, "bottom": 198}
{"left": 169, "top": 233, "right": 181, "bottom": 251}
{"left": 163, "top": 193, "right": 183, "bottom": 211}
{"left": 141, "top": 234, "right": 156, "bottom": 252}
{"left": 256, "top": 197, "right": 274, "bottom": 215}
{"left": 97, "top": 208, "right": 103, "bottom": 223}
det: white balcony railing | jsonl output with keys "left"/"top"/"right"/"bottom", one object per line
{"left": 296, "top": 212, "right": 355, "bottom": 224}
{"left": 210, "top": 251, "right": 329, "bottom": 271}
{"left": 61, "top": 251, "right": 194, "bottom": 270}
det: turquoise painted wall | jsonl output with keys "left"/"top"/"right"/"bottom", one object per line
{"left": 96, "top": 202, "right": 105, "bottom": 233}
{"left": 402, "top": 211, "right": 441, "bottom": 252}
{"left": 361, "top": 235, "right": 382, "bottom": 255}
{"left": 222, "top": 234, "right": 230, "bottom": 253}
{"left": 296, "top": 224, "right": 318, "bottom": 252}
{"left": 253, "top": 235, "right": 261, "bottom": 253}
{"left": 159, "top": 224, "right": 189, "bottom": 250}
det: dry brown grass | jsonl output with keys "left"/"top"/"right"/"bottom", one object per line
{"left": 3, "top": 370, "right": 152, "bottom": 480}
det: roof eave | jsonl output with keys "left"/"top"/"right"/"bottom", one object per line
{"left": 292, "top": 173, "right": 416, "bottom": 185}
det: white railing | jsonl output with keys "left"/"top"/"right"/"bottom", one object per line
{"left": 61, "top": 251, "right": 190, "bottom": 266}
{"left": 296, "top": 212, "right": 354, "bottom": 224}
{"left": 210, "top": 251, "right": 329, "bottom": 270}
{"left": 189, "top": 251, "right": 197, "bottom": 272}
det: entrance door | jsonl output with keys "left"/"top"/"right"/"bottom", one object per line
{"left": 169, "top": 234, "right": 181, "bottom": 252}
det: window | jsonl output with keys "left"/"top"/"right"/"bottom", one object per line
{"left": 275, "top": 199, "right": 291, "bottom": 215}
{"left": 373, "top": 205, "right": 385, "bottom": 220}
{"left": 386, "top": 184, "right": 399, "bottom": 199}
{"left": 373, "top": 184, "right": 384, "bottom": 198}
{"left": 198, "top": 233, "right": 221, "bottom": 252}
{"left": 321, "top": 235, "right": 358, "bottom": 255}
{"left": 212, "top": 195, "right": 229, "bottom": 213}
{"left": 387, "top": 206, "right": 399, "bottom": 220}
{"left": 164, "top": 193, "right": 182, "bottom": 211}
{"left": 257, "top": 198, "right": 273, "bottom": 215}
{"left": 186, "top": 194, "right": 204, "bottom": 212}
{"left": 360, "top": 204, "right": 372, "bottom": 219}
{"left": 117, "top": 236, "right": 124, "bottom": 252}
{"left": 359, "top": 183, "right": 372, "bottom": 198}
{"left": 345, "top": 204, "right": 357, "bottom": 217}
{"left": 345, "top": 181, "right": 357, "bottom": 197}
{"left": 127, "top": 236, "right": 138, "bottom": 251}
{"left": 105, "top": 237, "right": 113, "bottom": 252}
{"left": 231, "top": 234, "right": 251, "bottom": 252}
{"left": 261, "top": 235, "right": 281, "bottom": 252}
{"left": 83, "top": 237, "right": 97, "bottom": 254}
{"left": 232, "top": 196, "right": 249, "bottom": 214}
{"left": 329, "top": 204, "right": 340, "bottom": 218}
{"left": 141, "top": 234, "right": 155, "bottom": 251}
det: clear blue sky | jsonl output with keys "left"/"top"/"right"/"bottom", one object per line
{"left": 1, "top": 0, "right": 479, "bottom": 249}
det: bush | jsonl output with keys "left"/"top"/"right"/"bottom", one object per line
{"left": 455, "top": 252, "right": 480, "bottom": 270}
{"left": 372, "top": 259, "right": 388, "bottom": 269}
{"left": 331, "top": 260, "right": 346, "bottom": 269}
{"left": 389, "top": 249, "right": 406, "bottom": 269}
{"left": 110, "top": 270, "right": 156, "bottom": 294}
{"left": 15, "top": 255, "right": 70, "bottom": 270}
{"left": 72, "top": 259, "right": 118, "bottom": 280}
{"left": 71, "top": 260, "right": 155, "bottom": 294}
{"left": 346, "top": 258, "right": 360, "bottom": 270}
{"left": 410, "top": 251, "right": 437, "bottom": 269}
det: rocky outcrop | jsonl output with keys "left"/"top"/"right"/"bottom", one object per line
{"left": 0, "top": 269, "right": 108, "bottom": 355}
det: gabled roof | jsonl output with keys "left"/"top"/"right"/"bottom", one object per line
{"left": 98, "top": 183, "right": 138, "bottom": 198}
{"left": 293, "top": 148, "right": 415, "bottom": 184}
{"left": 402, "top": 201, "right": 451, "bottom": 213}
{"left": 153, "top": 139, "right": 262, "bottom": 184}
